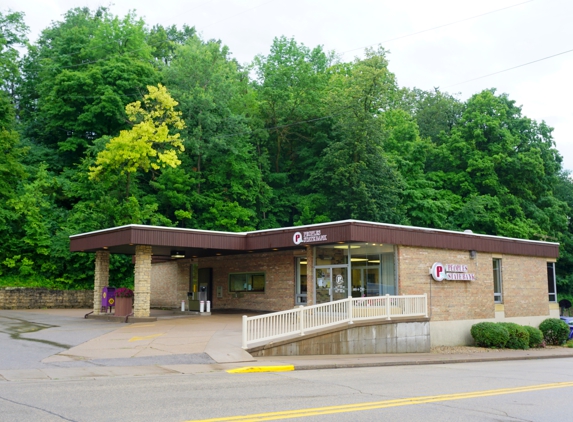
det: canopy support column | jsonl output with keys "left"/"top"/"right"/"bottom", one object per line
{"left": 93, "top": 250, "right": 110, "bottom": 315}
{"left": 134, "top": 245, "right": 152, "bottom": 317}
{"left": 306, "top": 245, "right": 314, "bottom": 306}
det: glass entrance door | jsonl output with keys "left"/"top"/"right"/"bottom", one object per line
{"left": 315, "top": 267, "right": 348, "bottom": 304}
{"left": 331, "top": 267, "right": 348, "bottom": 301}
{"left": 315, "top": 268, "right": 331, "bottom": 304}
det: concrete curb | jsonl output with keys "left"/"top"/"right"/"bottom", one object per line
{"left": 1, "top": 352, "right": 572, "bottom": 381}
{"left": 85, "top": 314, "right": 157, "bottom": 323}
{"left": 290, "top": 353, "right": 573, "bottom": 371}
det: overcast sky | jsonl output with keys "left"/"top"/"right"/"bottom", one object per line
{"left": 6, "top": 0, "right": 573, "bottom": 170}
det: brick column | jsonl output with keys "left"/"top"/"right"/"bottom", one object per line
{"left": 93, "top": 250, "right": 110, "bottom": 315}
{"left": 134, "top": 245, "right": 152, "bottom": 317}
{"left": 306, "top": 246, "right": 314, "bottom": 306}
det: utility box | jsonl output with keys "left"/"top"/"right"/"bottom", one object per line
{"left": 101, "top": 287, "right": 116, "bottom": 312}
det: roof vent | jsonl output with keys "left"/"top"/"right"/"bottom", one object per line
{"left": 464, "top": 229, "right": 473, "bottom": 234}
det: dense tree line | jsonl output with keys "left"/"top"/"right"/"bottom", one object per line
{"left": 1, "top": 7, "right": 572, "bottom": 300}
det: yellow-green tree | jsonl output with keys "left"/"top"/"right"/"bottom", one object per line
{"left": 89, "top": 84, "right": 185, "bottom": 196}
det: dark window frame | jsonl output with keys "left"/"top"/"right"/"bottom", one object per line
{"left": 493, "top": 258, "right": 503, "bottom": 303}
{"left": 547, "top": 262, "right": 557, "bottom": 302}
{"left": 228, "top": 272, "right": 265, "bottom": 293}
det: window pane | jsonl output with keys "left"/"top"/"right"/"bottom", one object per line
{"left": 229, "top": 274, "right": 246, "bottom": 292}
{"left": 251, "top": 274, "right": 265, "bottom": 292}
{"left": 316, "top": 246, "right": 348, "bottom": 265}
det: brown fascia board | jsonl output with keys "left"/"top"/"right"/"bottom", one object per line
{"left": 69, "top": 220, "right": 559, "bottom": 258}
{"left": 348, "top": 221, "right": 559, "bottom": 258}
{"left": 243, "top": 220, "right": 559, "bottom": 258}
{"left": 69, "top": 225, "right": 246, "bottom": 252}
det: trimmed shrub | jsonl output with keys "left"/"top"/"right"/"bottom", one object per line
{"left": 539, "top": 318, "right": 570, "bottom": 345}
{"left": 471, "top": 322, "right": 509, "bottom": 348}
{"left": 497, "top": 322, "right": 529, "bottom": 350}
{"left": 523, "top": 326, "right": 544, "bottom": 348}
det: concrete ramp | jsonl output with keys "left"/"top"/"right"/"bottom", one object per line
{"left": 248, "top": 319, "right": 430, "bottom": 357}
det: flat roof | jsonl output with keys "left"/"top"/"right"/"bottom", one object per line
{"left": 69, "top": 220, "right": 559, "bottom": 259}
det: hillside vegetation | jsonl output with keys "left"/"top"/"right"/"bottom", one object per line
{"left": 1, "top": 7, "right": 572, "bottom": 299}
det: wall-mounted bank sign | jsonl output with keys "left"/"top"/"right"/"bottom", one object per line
{"left": 430, "top": 262, "right": 475, "bottom": 281}
{"left": 293, "top": 230, "right": 328, "bottom": 245}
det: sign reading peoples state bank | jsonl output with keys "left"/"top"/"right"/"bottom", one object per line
{"left": 430, "top": 262, "right": 475, "bottom": 282}
{"left": 293, "top": 230, "right": 328, "bottom": 245}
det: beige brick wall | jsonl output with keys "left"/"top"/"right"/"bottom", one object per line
{"left": 149, "top": 246, "right": 552, "bottom": 320}
{"left": 199, "top": 250, "right": 296, "bottom": 312}
{"left": 502, "top": 255, "right": 549, "bottom": 318}
{"left": 150, "top": 259, "right": 191, "bottom": 308}
{"left": 398, "top": 246, "right": 551, "bottom": 322}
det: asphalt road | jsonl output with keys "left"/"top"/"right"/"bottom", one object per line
{"left": 1, "top": 358, "right": 572, "bottom": 421}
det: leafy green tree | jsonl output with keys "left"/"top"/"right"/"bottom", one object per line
{"left": 0, "top": 11, "right": 29, "bottom": 273}
{"left": 0, "top": 93, "right": 27, "bottom": 215}
{"left": 148, "top": 24, "right": 195, "bottom": 66}
{"left": 553, "top": 171, "right": 573, "bottom": 299}
{"left": 382, "top": 108, "right": 450, "bottom": 227}
{"left": 309, "top": 48, "right": 405, "bottom": 223}
{"left": 0, "top": 10, "right": 28, "bottom": 98}
{"left": 253, "top": 36, "right": 335, "bottom": 227}
{"left": 90, "top": 83, "right": 185, "bottom": 197}
{"left": 427, "top": 89, "right": 567, "bottom": 238}
{"left": 19, "top": 7, "right": 159, "bottom": 171}
{"left": 162, "top": 35, "right": 266, "bottom": 231}
{"left": 402, "top": 88, "right": 463, "bottom": 143}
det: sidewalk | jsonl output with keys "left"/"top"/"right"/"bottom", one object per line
{"left": 1, "top": 308, "right": 572, "bottom": 382}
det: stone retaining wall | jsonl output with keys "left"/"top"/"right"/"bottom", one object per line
{"left": 0, "top": 288, "right": 93, "bottom": 309}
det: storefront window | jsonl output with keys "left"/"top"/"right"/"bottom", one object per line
{"left": 349, "top": 243, "right": 396, "bottom": 297}
{"left": 314, "top": 243, "right": 396, "bottom": 304}
{"left": 229, "top": 273, "right": 265, "bottom": 292}
{"left": 316, "top": 245, "right": 349, "bottom": 265}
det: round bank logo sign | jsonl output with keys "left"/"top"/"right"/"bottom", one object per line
{"left": 430, "top": 262, "right": 445, "bottom": 281}
{"left": 293, "top": 232, "right": 303, "bottom": 245}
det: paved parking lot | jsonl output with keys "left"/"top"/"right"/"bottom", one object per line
{"left": 0, "top": 309, "right": 119, "bottom": 370}
{"left": 0, "top": 308, "right": 253, "bottom": 373}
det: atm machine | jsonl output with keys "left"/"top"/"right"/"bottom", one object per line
{"left": 188, "top": 268, "right": 212, "bottom": 312}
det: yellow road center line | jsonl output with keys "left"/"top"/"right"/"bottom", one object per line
{"left": 227, "top": 366, "right": 295, "bottom": 374}
{"left": 128, "top": 333, "right": 164, "bottom": 342}
{"left": 184, "top": 381, "right": 573, "bottom": 422}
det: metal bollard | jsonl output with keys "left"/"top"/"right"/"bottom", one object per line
{"left": 206, "top": 300, "right": 211, "bottom": 312}
{"left": 200, "top": 300, "right": 205, "bottom": 313}
{"left": 181, "top": 300, "right": 185, "bottom": 312}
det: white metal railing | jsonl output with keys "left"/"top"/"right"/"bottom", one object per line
{"left": 242, "top": 294, "right": 428, "bottom": 349}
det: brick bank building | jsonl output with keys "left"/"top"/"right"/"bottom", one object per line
{"left": 70, "top": 220, "right": 560, "bottom": 346}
